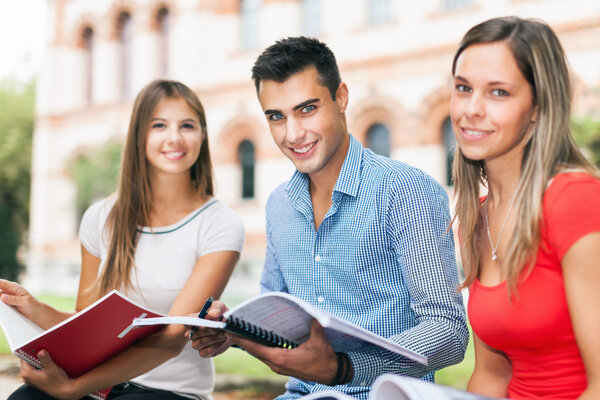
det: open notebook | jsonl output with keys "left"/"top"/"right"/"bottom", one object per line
{"left": 299, "top": 373, "right": 501, "bottom": 400}
{"left": 0, "top": 290, "right": 164, "bottom": 400}
{"left": 132, "top": 291, "right": 427, "bottom": 365}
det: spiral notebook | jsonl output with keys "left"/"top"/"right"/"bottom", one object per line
{"left": 132, "top": 291, "right": 427, "bottom": 365}
{"left": 0, "top": 290, "right": 164, "bottom": 400}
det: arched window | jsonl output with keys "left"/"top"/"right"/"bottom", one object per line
{"left": 442, "top": 116, "right": 456, "bottom": 186}
{"left": 156, "top": 8, "right": 169, "bottom": 76}
{"left": 302, "top": 0, "right": 321, "bottom": 37}
{"left": 240, "top": 0, "right": 260, "bottom": 50}
{"left": 82, "top": 27, "right": 94, "bottom": 103}
{"left": 369, "top": 0, "right": 391, "bottom": 25}
{"left": 366, "top": 123, "right": 391, "bottom": 157}
{"left": 238, "top": 140, "right": 255, "bottom": 199}
{"left": 117, "top": 12, "right": 132, "bottom": 98}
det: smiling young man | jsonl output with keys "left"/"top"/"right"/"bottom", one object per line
{"left": 191, "top": 37, "right": 468, "bottom": 399}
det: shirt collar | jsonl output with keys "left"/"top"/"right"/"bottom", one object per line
{"left": 286, "top": 134, "right": 363, "bottom": 201}
{"left": 333, "top": 134, "right": 362, "bottom": 197}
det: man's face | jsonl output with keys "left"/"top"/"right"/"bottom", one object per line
{"left": 258, "top": 66, "right": 349, "bottom": 180}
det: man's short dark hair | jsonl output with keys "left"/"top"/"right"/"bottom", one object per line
{"left": 251, "top": 36, "right": 342, "bottom": 100}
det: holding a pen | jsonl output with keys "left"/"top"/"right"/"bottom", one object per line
{"left": 188, "top": 297, "right": 214, "bottom": 339}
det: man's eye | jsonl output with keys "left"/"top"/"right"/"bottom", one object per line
{"left": 301, "top": 105, "right": 316, "bottom": 113}
{"left": 269, "top": 114, "right": 284, "bottom": 121}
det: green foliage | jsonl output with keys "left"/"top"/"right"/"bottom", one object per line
{"left": 572, "top": 116, "right": 600, "bottom": 168}
{"left": 0, "top": 202, "right": 21, "bottom": 281}
{"left": 0, "top": 76, "right": 35, "bottom": 281}
{"left": 70, "top": 141, "right": 122, "bottom": 220}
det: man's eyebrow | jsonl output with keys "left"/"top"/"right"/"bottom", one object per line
{"left": 263, "top": 98, "right": 320, "bottom": 116}
{"left": 293, "top": 98, "right": 319, "bottom": 111}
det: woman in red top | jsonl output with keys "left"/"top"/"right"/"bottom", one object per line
{"left": 450, "top": 17, "right": 600, "bottom": 399}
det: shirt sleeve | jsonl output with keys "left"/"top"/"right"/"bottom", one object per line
{"left": 260, "top": 193, "right": 289, "bottom": 294}
{"left": 196, "top": 202, "right": 245, "bottom": 257}
{"left": 544, "top": 174, "right": 600, "bottom": 260}
{"left": 346, "top": 172, "right": 469, "bottom": 386}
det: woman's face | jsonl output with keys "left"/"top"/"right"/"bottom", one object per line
{"left": 450, "top": 41, "right": 537, "bottom": 167}
{"left": 145, "top": 97, "right": 203, "bottom": 180}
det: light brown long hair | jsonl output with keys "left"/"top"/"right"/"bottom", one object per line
{"left": 94, "top": 79, "right": 214, "bottom": 298}
{"left": 452, "top": 17, "right": 599, "bottom": 292}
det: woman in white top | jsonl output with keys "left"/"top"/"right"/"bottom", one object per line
{"left": 1, "top": 79, "right": 245, "bottom": 400}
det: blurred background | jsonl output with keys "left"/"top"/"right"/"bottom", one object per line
{"left": 1, "top": 0, "right": 600, "bottom": 396}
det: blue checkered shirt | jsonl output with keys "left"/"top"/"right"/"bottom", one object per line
{"left": 260, "top": 135, "right": 468, "bottom": 399}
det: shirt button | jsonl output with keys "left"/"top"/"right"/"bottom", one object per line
{"left": 315, "top": 255, "right": 321, "bottom": 262}
{"left": 317, "top": 296, "right": 325, "bottom": 303}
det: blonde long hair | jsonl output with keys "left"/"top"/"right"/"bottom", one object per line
{"left": 453, "top": 17, "right": 598, "bottom": 292}
{"left": 94, "top": 80, "right": 214, "bottom": 298}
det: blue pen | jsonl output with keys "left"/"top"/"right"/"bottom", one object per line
{"left": 188, "top": 297, "right": 214, "bottom": 339}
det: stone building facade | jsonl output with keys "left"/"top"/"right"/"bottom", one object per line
{"left": 26, "top": 0, "right": 600, "bottom": 295}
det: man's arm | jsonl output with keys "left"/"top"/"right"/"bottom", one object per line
{"left": 345, "top": 174, "right": 469, "bottom": 386}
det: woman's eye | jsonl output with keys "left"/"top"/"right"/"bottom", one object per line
{"left": 491, "top": 89, "right": 509, "bottom": 97}
{"left": 152, "top": 123, "right": 166, "bottom": 129}
{"left": 455, "top": 84, "right": 471, "bottom": 93}
{"left": 182, "top": 123, "right": 196, "bottom": 129}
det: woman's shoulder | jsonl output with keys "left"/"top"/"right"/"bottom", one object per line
{"left": 196, "top": 198, "right": 244, "bottom": 229}
{"left": 545, "top": 170, "right": 600, "bottom": 201}
{"left": 81, "top": 196, "right": 116, "bottom": 227}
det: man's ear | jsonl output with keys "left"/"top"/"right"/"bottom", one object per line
{"left": 335, "top": 82, "right": 349, "bottom": 113}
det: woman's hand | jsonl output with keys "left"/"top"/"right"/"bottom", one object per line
{"left": 189, "top": 300, "right": 233, "bottom": 357}
{"left": 20, "top": 351, "right": 82, "bottom": 400}
{"left": 0, "top": 279, "right": 45, "bottom": 324}
{"left": 0, "top": 279, "right": 70, "bottom": 330}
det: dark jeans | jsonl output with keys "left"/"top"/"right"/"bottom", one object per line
{"left": 8, "top": 382, "right": 196, "bottom": 400}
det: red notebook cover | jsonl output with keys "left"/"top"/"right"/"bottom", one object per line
{"left": 14, "top": 290, "right": 164, "bottom": 400}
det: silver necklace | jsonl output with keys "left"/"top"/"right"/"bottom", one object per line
{"left": 483, "top": 191, "right": 518, "bottom": 261}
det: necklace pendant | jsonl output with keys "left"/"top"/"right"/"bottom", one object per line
{"left": 491, "top": 251, "right": 498, "bottom": 261}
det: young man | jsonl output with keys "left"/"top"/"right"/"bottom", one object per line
{"left": 192, "top": 37, "right": 468, "bottom": 399}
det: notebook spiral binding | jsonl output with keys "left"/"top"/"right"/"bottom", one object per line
{"left": 87, "top": 391, "right": 107, "bottom": 400}
{"left": 226, "top": 316, "right": 299, "bottom": 349}
{"left": 15, "top": 349, "right": 42, "bottom": 369}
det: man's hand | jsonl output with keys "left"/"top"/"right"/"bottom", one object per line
{"left": 228, "top": 319, "right": 339, "bottom": 385}
{"left": 188, "top": 300, "right": 233, "bottom": 357}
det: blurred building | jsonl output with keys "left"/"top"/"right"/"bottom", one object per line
{"left": 26, "top": 0, "right": 600, "bottom": 295}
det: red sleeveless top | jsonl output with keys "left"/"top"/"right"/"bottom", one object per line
{"left": 468, "top": 173, "right": 600, "bottom": 399}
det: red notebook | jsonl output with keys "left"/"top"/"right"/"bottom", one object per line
{"left": 0, "top": 290, "right": 164, "bottom": 400}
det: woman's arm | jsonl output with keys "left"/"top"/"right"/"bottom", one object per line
{"left": 74, "top": 244, "right": 103, "bottom": 311}
{"left": 0, "top": 280, "right": 72, "bottom": 329}
{"left": 467, "top": 333, "right": 511, "bottom": 398}
{"left": 562, "top": 232, "right": 600, "bottom": 400}
{"left": 20, "top": 248, "right": 240, "bottom": 400}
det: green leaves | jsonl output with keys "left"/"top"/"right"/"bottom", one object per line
{"left": 70, "top": 140, "right": 122, "bottom": 220}
{"left": 0, "top": 76, "right": 35, "bottom": 280}
{"left": 572, "top": 116, "right": 600, "bottom": 167}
